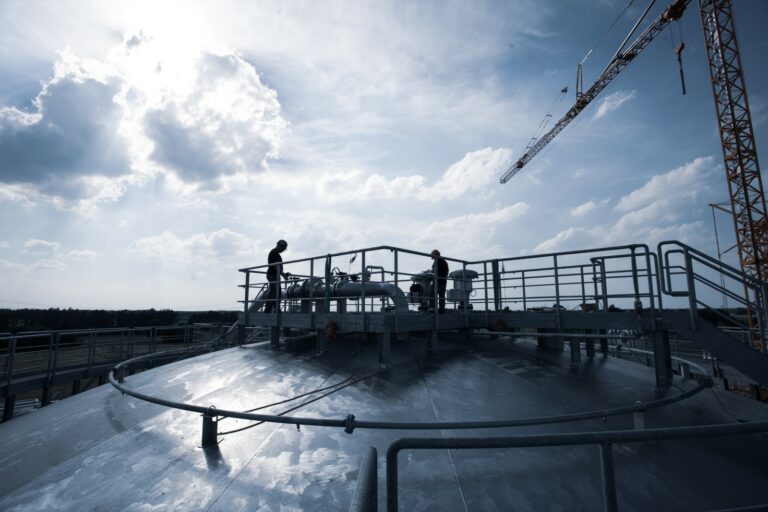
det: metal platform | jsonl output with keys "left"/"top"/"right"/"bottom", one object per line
{"left": 1, "top": 334, "right": 767, "bottom": 511}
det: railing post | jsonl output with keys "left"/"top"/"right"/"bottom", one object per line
{"left": 653, "top": 329, "right": 673, "bottom": 389}
{"left": 243, "top": 270, "right": 250, "bottom": 327}
{"left": 521, "top": 271, "right": 527, "bottom": 311}
{"left": 201, "top": 407, "right": 218, "bottom": 448}
{"left": 684, "top": 251, "right": 698, "bottom": 332}
{"left": 492, "top": 260, "right": 502, "bottom": 311}
{"left": 463, "top": 262, "right": 470, "bottom": 328}
{"left": 3, "top": 337, "right": 17, "bottom": 422}
{"left": 554, "top": 255, "right": 561, "bottom": 329}
{"left": 394, "top": 250, "right": 399, "bottom": 331}
{"left": 599, "top": 443, "right": 618, "bottom": 512}
{"left": 349, "top": 446, "right": 378, "bottom": 512}
{"left": 386, "top": 444, "right": 400, "bottom": 512}
{"left": 362, "top": 251, "right": 367, "bottom": 330}
{"left": 483, "top": 261, "right": 489, "bottom": 317}
{"left": 630, "top": 246, "right": 642, "bottom": 315}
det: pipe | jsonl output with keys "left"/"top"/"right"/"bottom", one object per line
{"left": 334, "top": 282, "right": 409, "bottom": 312}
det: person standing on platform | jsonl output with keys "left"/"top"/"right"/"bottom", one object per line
{"left": 430, "top": 249, "right": 449, "bottom": 314}
{"left": 265, "top": 239, "right": 290, "bottom": 313}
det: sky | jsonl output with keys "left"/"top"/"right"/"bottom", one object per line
{"left": 0, "top": 0, "right": 767, "bottom": 310}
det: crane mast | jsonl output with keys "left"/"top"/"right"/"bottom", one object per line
{"left": 698, "top": 0, "right": 768, "bottom": 281}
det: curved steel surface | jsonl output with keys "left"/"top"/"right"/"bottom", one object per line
{"left": 109, "top": 338, "right": 712, "bottom": 433}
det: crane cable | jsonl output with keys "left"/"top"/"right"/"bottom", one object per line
{"left": 525, "top": 87, "right": 569, "bottom": 153}
{"left": 581, "top": 0, "right": 636, "bottom": 66}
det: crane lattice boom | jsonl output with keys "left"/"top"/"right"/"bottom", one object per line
{"left": 500, "top": 0, "right": 690, "bottom": 184}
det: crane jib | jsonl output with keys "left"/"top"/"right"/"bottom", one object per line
{"left": 500, "top": 0, "right": 691, "bottom": 184}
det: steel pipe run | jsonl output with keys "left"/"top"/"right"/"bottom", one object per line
{"left": 385, "top": 421, "right": 768, "bottom": 512}
{"left": 248, "top": 277, "right": 409, "bottom": 313}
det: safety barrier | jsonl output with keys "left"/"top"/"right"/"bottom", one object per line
{"left": 384, "top": 420, "right": 768, "bottom": 512}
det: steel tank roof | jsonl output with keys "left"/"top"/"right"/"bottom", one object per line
{"left": 1, "top": 334, "right": 767, "bottom": 511}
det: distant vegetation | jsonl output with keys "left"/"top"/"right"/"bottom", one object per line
{"left": 0, "top": 308, "right": 238, "bottom": 333}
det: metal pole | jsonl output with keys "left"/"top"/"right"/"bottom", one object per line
{"left": 243, "top": 270, "right": 250, "bottom": 326}
{"left": 685, "top": 251, "right": 698, "bottom": 331}
{"left": 599, "top": 443, "right": 618, "bottom": 512}
{"left": 349, "top": 446, "right": 378, "bottom": 512}
{"left": 362, "top": 251, "right": 367, "bottom": 330}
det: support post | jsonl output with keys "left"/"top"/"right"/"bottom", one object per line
{"left": 633, "top": 402, "right": 645, "bottom": 430}
{"left": 316, "top": 328, "right": 327, "bottom": 354}
{"left": 652, "top": 329, "right": 673, "bottom": 389}
{"left": 599, "top": 330, "right": 609, "bottom": 357}
{"left": 379, "top": 331, "right": 391, "bottom": 368}
{"left": 569, "top": 338, "right": 581, "bottom": 365}
{"left": 599, "top": 443, "right": 618, "bottom": 512}
{"left": 202, "top": 408, "right": 218, "bottom": 448}
{"left": 3, "top": 395, "right": 15, "bottom": 422}
{"left": 586, "top": 335, "right": 596, "bottom": 359}
{"left": 350, "top": 446, "right": 378, "bottom": 512}
{"left": 72, "top": 379, "right": 82, "bottom": 395}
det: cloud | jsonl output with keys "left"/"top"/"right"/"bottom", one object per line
{"left": 0, "top": 259, "right": 25, "bottom": 272}
{"left": 615, "top": 156, "right": 715, "bottom": 212}
{"left": 30, "top": 259, "right": 67, "bottom": 270}
{"left": 570, "top": 201, "right": 597, "bottom": 217}
{"left": 430, "top": 148, "right": 514, "bottom": 200}
{"left": 315, "top": 147, "right": 513, "bottom": 203}
{"left": 593, "top": 90, "right": 637, "bottom": 120}
{"left": 0, "top": 50, "right": 131, "bottom": 193}
{"left": 414, "top": 203, "right": 530, "bottom": 259}
{"left": 534, "top": 227, "right": 601, "bottom": 253}
{"left": 0, "top": 240, "right": 8, "bottom": 249}
{"left": 0, "top": 33, "right": 288, "bottom": 209}
{"left": 130, "top": 228, "right": 259, "bottom": 264}
{"left": 534, "top": 157, "right": 719, "bottom": 252}
{"left": 141, "top": 50, "right": 287, "bottom": 188}
{"left": 23, "top": 239, "right": 60, "bottom": 256}
{"left": 67, "top": 249, "right": 98, "bottom": 259}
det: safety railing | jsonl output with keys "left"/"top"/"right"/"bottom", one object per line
{"left": 239, "top": 243, "right": 664, "bottom": 335}
{"left": 109, "top": 343, "right": 712, "bottom": 447}
{"left": 465, "top": 243, "right": 661, "bottom": 315}
{"left": 658, "top": 240, "right": 768, "bottom": 353}
{"left": 1, "top": 323, "right": 237, "bottom": 421}
{"left": 239, "top": 245, "right": 475, "bottom": 332}
{"left": 384, "top": 420, "right": 768, "bottom": 512}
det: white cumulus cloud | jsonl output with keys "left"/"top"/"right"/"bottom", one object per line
{"left": 130, "top": 228, "right": 259, "bottom": 264}
{"left": 593, "top": 90, "right": 637, "bottom": 120}
{"left": 23, "top": 239, "right": 61, "bottom": 256}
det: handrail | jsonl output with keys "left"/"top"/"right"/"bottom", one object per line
{"left": 109, "top": 345, "right": 711, "bottom": 434}
{"left": 239, "top": 245, "right": 472, "bottom": 273}
{"left": 385, "top": 420, "right": 768, "bottom": 512}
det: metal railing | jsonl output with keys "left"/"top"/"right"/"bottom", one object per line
{"left": 384, "top": 420, "right": 768, "bottom": 512}
{"left": 239, "top": 243, "right": 666, "bottom": 338}
{"left": 1, "top": 323, "right": 239, "bottom": 421}
{"left": 658, "top": 240, "right": 768, "bottom": 353}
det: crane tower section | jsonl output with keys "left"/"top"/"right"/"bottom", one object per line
{"left": 699, "top": 0, "right": 768, "bottom": 281}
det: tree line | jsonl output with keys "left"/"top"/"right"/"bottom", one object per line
{"left": 0, "top": 308, "right": 238, "bottom": 333}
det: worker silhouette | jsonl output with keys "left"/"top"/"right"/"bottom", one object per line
{"left": 265, "top": 240, "right": 290, "bottom": 313}
{"left": 430, "top": 249, "right": 449, "bottom": 314}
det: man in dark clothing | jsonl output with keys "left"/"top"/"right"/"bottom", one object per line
{"left": 430, "top": 249, "right": 449, "bottom": 314}
{"left": 265, "top": 239, "right": 290, "bottom": 313}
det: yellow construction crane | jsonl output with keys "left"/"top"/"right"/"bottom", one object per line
{"left": 501, "top": 0, "right": 767, "bottom": 283}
